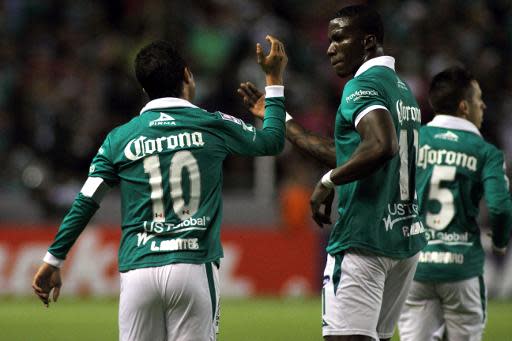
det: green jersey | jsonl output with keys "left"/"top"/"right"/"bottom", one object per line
{"left": 414, "top": 115, "right": 512, "bottom": 282}
{"left": 47, "top": 94, "right": 285, "bottom": 271}
{"left": 328, "top": 56, "right": 427, "bottom": 259}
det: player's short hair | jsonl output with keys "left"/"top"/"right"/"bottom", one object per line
{"left": 429, "top": 66, "right": 475, "bottom": 115}
{"left": 333, "top": 5, "right": 384, "bottom": 44}
{"left": 135, "top": 40, "right": 186, "bottom": 100}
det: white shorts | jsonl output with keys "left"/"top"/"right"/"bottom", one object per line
{"left": 119, "top": 262, "right": 220, "bottom": 341}
{"left": 398, "top": 277, "right": 486, "bottom": 341}
{"left": 322, "top": 249, "right": 419, "bottom": 340}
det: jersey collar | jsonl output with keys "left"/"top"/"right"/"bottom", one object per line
{"left": 139, "top": 97, "right": 198, "bottom": 115}
{"left": 427, "top": 115, "right": 482, "bottom": 137}
{"left": 355, "top": 56, "right": 395, "bottom": 77}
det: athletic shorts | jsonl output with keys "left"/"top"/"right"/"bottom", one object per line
{"left": 322, "top": 248, "right": 419, "bottom": 340}
{"left": 119, "top": 262, "right": 220, "bottom": 341}
{"left": 398, "top": 277, "right": 486, "bottom": 341}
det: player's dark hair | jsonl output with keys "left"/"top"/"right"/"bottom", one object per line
{"left": 135, "top": 40, "right": 186, "bottom": 100}
{"left": 429, "top": 66, "right": 475, "bottom": 115}
{"left": 333, "top": 5, "right": 384, "bottom": 44}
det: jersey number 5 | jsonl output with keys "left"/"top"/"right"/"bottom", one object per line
{"left": 426, "top": 165, "right": 456, "bottom": 230}
{"left": 143, "top": 151, "right": 201, "bottom": 222}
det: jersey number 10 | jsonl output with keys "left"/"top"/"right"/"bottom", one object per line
{"left": 143, "top": 151, "right": 201, "bottom": 222}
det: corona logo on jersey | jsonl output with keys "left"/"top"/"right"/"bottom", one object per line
{"left": 124, "top": 132, "right": 205, "bottom": 160}
{"left": 417, "top": 144, "right": 477, "bottom": 171}
{"left": 395, "top": 100, "right": 421, "bottom": 124}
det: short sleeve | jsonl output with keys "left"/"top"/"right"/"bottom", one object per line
{"left": 88, "top": 134, "right": 119, "bottom": 186}
{"left": 341, "top": 78, "right": 389, "bottom": 126}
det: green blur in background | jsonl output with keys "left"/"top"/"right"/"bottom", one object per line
{"left": 1, "top": 297, "right": 510, "bottom": 340}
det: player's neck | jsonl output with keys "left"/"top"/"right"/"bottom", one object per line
{"left": 363, "top": 46, "right": 385, "bottom": 63}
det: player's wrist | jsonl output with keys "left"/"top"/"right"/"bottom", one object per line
{"left": 43, "top": 251, "right": 64, "bottom": 268}
{"left": 265, "top": 75, "right": 284, "bottom": 86}
{"left": 321, "top": 170, "right": 335, "bottom": 189}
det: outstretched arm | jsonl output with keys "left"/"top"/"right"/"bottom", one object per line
{"left": 286, "top": 121, "right": 336, "bottom": 168}
{"left": 238, "top": 82, "right": 336, "bottom": 168}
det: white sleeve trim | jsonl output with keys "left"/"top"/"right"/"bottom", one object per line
{"left": 80, "top": 177, "right": 111, "bottom": 203}
{"left": 354, "top": 105, "right": 389, "bottom": 128}
{"left": 43, "top": 251, "right": 64, "bottom": 268}
{"left": 265, "top": 85, "right": 284, "bottom": 98}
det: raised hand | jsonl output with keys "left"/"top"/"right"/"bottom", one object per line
{"left": 256, "top": 35, "right": 288, "bottom": 86}
{"left": 237, "top": 82, "right": 265, "bottom": 120}
{"left": 32, "top": 262, "right": 62, "bottom": 307}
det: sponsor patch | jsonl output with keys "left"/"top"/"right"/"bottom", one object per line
{"left": 434, "top": 131, "right": 459, "bottom": 142}
{"left": 345, "top": 89, "right": 379, "bottom": 103}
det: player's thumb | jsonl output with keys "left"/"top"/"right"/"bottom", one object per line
{"left": 256, "top": 43, "right": 264, "bottom": 65}
{"left": 53, "top": 286, "right": 61, "bottom": 302}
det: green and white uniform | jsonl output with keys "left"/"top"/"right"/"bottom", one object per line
{"left": 398, "top": 115, "right": 512, "bottom": 341}
{"left": 322, "top": 56, "right": 426, "bottom": 340}
{"left": 43, "top": 87, "right": 286, "bottom": 341}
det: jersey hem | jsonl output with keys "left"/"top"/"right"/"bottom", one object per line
{"left": 327, "top": 240, "right": 426, "bottom": 259}
{"left": 118, "top": 255, "right": 223, "bottom": 272}
{"left": 414, "top": 271, "right": 482, "bottom": 283}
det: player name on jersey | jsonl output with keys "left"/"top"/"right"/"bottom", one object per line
{"left": 124, "top": 132, "right": 205, "bottom": 160}
{"left": 417, "top": 144, "right": 477, "bottom": 171}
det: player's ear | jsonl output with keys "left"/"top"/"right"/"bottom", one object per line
{"left": 457, "top": 99, "right": 470, "bottom": 118}
{"left": 362, "top": 34, "right": 377, "bottom": 51}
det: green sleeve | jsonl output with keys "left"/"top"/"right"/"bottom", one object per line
{"left": 341, "top": 78, "right": 388, "bottom": 125}
{"left": 88, "top": 134, "right": 119, "bottom": 186}
{"left": 482, "top": 148, "right": 512, "bottom": 248}
{"left": 215, "top": 96, "right": 285, "bottom": 156}
{"left": 48, "top": 135, "right": 117, "bottom": 260}
{"left": 47, "top": 193, "right": 99, "bottom": 259}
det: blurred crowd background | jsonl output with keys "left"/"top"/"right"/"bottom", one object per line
{"left": 0, "top": 0, "right": 511, "bottom": 224}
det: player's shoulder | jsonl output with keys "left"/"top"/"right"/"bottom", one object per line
{"left": 480, "top": 138, "right": 504, "bottom": 160}
{"left": 107, "top": 115, "right": 141, "bottom": 139}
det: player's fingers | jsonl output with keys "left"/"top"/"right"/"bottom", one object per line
{"left": 266, "top": 35, "right": 280, "bottom": 55}
{"left": 32, "top": 280, "right": 44, "bottom": 293}
{"left": 316, "top": 211, "right": 331, "bottom": 224}
{"left": 53, "top": 286, "right": 60, "bottom": 302}
{"left": 324, "top": 205, "right": 332, "bottom": 222}
{"left": 312, "top": 213, "right": 325, "bottom": 228}
{"left": 35, "top": 291, "right": 49, "bottom": 306}
{"left": 256, "top": 43, "right": 264, "bottom": 64}
{"left": 237, "top": 88, "right": 256, "bottom": 107}
{"left": 245, "top": 82, "right": 264, "bottom": 98}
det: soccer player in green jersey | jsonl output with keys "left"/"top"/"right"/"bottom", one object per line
{"left": 31, "top": 36, "right": 288, "bottom": 340}
{"left": 238, "top": 5, "right": 426, "bottom": 341}
{"left": 397, "top": 66, "right": 512, "bottom": 341}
